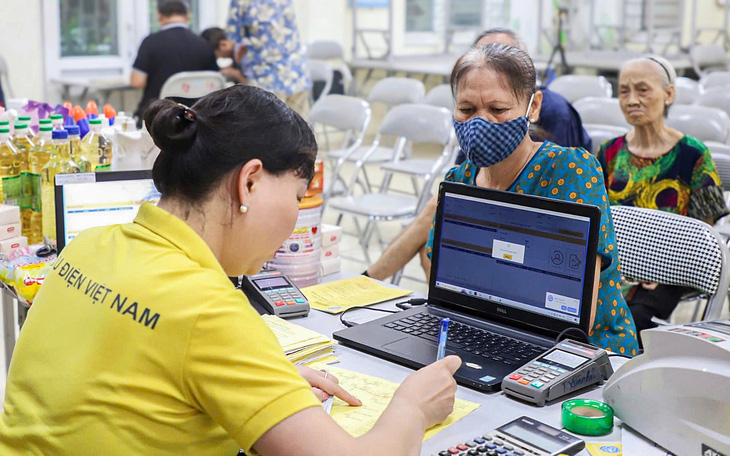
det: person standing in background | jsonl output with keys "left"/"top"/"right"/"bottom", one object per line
{"left": 226, "top": 0, "right": 311, "bottom": 117}
{"left": 130, "top": 0, "right": 218, "bottom": 126}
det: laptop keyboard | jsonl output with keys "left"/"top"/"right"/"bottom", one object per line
{"left": 383, "top": 312, "right": 546, "bottom": 366}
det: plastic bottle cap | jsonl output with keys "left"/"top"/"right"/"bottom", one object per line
{"left": 18, "top": 116, "right": 31, "bottom": 122}
{"left": 0, "top": 120, "right": 8, "bottom": 126}
{"left": 89, "top": 119, "right": 102, "bottom": 125}
{"left": 39, "top": 126, "right": 53, "bottom": 132}
{"left": 0, "top": 128, "right": 9, "bottom": 134}
{"left": 65, "top": 125, "right": 80, "bottom": 136}
{"left": 52, "top": 130, "right": 69, "bottom": 140}
{"left": 14, "top": 124, "right": 28, "bottom": 130}
{"left": 50, "top": 114, "right": 63, "bottom": 120}
{"left": 39, "top": 119, "right": 52, "bottom": 125}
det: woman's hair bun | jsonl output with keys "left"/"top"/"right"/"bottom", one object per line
{"left": 143, "top": 99, "right": 198, "bottom": 153}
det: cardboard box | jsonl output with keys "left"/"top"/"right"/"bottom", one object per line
{"left": 0, "top": 222, "right": 22, "bottom": 241}
{"left": 0, "top": 205, "right": 20, "bottom": 226}
{"left": 0, "top": 236, "right": 27, "bottom": 252}
{"left": 319, "top": 256, "right": 341, "bottom": 276}
{"left": 321, "top": 243, "right": 340, "bottom": 260}
{"left": 321, "top": 224, "right": 342, "bottom": 247}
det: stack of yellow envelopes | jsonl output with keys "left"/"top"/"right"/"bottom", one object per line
{"left": 262, "top": 314, "right": 338, "bottom": 365}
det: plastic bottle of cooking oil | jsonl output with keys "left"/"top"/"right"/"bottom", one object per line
{"left": 41, "top": 130, "right": 80, "bottom": 243}
{"left": 81, "top": 119, "right": 112, "bottom": 171}
{"left": 28, "top": 126, "right": 54, "bottom": 244}
{"left": 0, "top": 128, "right": 22, "bottom": 207}
{"left": 13, "top": 123, "right": 35, "bottom": 238}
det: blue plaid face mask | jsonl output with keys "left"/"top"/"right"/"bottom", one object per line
{"left": 454, "top": 94, "right": 534, "bottom": 168}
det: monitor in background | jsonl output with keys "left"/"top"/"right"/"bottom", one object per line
{"left": 55, "top": 170, "right": 161, "bottom": 252}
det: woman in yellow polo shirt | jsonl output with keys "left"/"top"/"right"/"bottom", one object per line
{"left": 0, "top": 85, "right": 461, "bottom": 455}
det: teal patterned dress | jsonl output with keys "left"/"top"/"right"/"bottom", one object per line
{"left": 427, "top": 142, "right": 640, "bottom": 356}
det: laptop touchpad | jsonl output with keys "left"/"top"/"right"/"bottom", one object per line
{"left": 382, "top": 337, "right": 436, "bottom": 362}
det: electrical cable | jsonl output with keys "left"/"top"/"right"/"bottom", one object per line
{"left": 339, "top": 298, "right": 428, "bottom": 327}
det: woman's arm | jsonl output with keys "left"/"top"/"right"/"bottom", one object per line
{"left": 253, "top": 356, "right": 462, "bottom": 456}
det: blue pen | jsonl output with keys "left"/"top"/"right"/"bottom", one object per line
{"left": 437, "top": 318, "right": 450, "bottom": 360}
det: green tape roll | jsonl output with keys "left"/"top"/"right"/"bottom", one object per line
{"left": 561, "top": 399, "right": 614, "bottom": 436}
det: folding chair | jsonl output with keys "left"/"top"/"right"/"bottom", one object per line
{"left": 611, "top": 206, "right": 730, "bottom": 322}
{"left": 159, "top": 71, "right": 226, "bottom": 99}
{"left": 327, "top": 104, "right": 453, "bottom": 263}
{"left": 308, "top": 59, "right": 334, "bottom": 104}
{"left": 423, "top": 84, "right": 455, "bottom": 111}
{"left": 327, "top": 77, "right": 426, "bottom": 193}
{"left": 548, "top": 75, "right": 613, "bottom": 103}
{"left": 305, "top": 40, "right": 354, "bottom": 95}
{"left": 308, "top": 95, "right": 371, "bottom": 201}
{"left": 699, "top": 71, "right": 730, "bottom": 92}
{"left": 583, "top": 124, "right": 630, "bottom": 155}
{"left": 674, "top": 77, "right": 701, "bottom": 105}
{"left": 573, "top": 97, "right": 631, "bottom": 129}
{"left": 690, "top": 43, "right": 730, "bottom": 78}
{"left": 665, "top": 105, "right": 730, "bottom": 144}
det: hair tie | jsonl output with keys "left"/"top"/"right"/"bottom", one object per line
{"left": 177, "top": 103, "right": 197, "bottom": 121}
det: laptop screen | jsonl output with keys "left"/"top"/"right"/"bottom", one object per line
{"left": 429, "top": 183, "right": 600, "bottom": 335}
{"left": 55, "top": 171, "right": 161, "bottom": 251}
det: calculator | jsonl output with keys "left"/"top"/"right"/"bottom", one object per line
{"left": 241, "top": 271, "right": 310, "bottom": 318}
{"left": 501, "top": 339, "right": 613, "bottom": 407}
{"left": 433, "top": 416, "right": 584, "bottom": 456}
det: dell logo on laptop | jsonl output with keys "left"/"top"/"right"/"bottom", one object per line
{"left": 497, "top": 307, "right": 507, "bottom": 314}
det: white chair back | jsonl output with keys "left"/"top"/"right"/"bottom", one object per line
{"left": 309, "top": 95, "right": 371, "bottom": 134}
{"left": 674, "top": 77, "right": 701, "bottom": 105}
{"left": 423, "top": 84, "right": 455, "bottom": 111}
{"left": 690, "top": 43, "right": 730, "bottom": 77}
{"left": 699, "top": 71, "right": 730, "bottom": 92}
{"left": 548, "top": 75, "right": 612, "bottom": 103}
{"left": 694, "top": 87, "right": 730, "bottom": 120}
{"left": 379, "top": 104, "right": 453, "bottom": 145}
{"left": 711, "top": 152, "right": 730, "bottom": 192}
{"left": 368, "top": 77, "right": 425, "bottom": 107}
{"left": 573, "top": 97, "right": 631, "bottom": 129}
{"left": 159, "top": 71, "right": 226, "bottom": 100}
{"left": 583, "top": 124, "right": 630, "bottom": 155}
{"left": 666, "top": 105, "right": 730, "bottom": 144}
{"left": 308, "top": 59, "right": 334, "bottom": 100}
{"left": 306, "top": 40, "right": 345, "bottom": 60}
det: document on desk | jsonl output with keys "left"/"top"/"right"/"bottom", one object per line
{"left": 301, "top": 276, "right": 412, "bottom": 314}
{"left": 308, "top": 363, "right": 480, "bottom": 441}
{"left": 262, "top": 315, "right": 338, "bottom": 365}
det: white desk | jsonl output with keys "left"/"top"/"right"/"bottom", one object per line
{"left": 294, "top": 277, "right": 669, "bottom": 455}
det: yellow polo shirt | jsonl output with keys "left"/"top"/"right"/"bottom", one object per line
{"left": 0, "top": 203, "right": 320, "bottom": 455}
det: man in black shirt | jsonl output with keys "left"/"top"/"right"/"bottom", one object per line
{"left": 130, "top": 0, "right": 218, "bottom": 124}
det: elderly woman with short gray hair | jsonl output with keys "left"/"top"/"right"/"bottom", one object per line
{"left": 421, "top": 43, "right": 639, "bottom": 355}
{"left": 597, "top": 56, "right": 728, "bottom": 341}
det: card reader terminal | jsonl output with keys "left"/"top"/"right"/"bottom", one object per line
{"left": 241, "top": 271, "right": 310, "bottom": 318}
{"left": 501, "top": 339, "right": 613, "bottom": 407}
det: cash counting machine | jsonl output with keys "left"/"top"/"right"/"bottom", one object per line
{"left": 603, "top": 320, "right": 730, "bottom": 456}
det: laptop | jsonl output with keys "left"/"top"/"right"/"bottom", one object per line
{"left": 54, "top": 170, "right": 161, "bottom": 252}
{"left": 333, "top": 182, "right": 602, "bottom": 392}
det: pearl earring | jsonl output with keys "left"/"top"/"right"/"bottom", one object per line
{"left": 665, "top": 100, "right": 669, "bottom": 105}
{"left": 239, "top": 203, "right": 249, "bottom": 214}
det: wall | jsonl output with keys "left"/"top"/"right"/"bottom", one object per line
{"left": 0, "top": 0, "right": 47, "bottom": 103}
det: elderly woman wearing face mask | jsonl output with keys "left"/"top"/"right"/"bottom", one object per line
{"left": 596, "top": 56, "right": 728, "bottom": 341}
{"left": 422, "top": 43, "right": 639, "bottom": 356}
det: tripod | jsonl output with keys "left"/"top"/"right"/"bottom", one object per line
{"left": 545, "top": 7, "right": 569, "bottom": 79}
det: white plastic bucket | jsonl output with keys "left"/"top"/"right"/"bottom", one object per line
{"left": 270, "top": 196, "right": 322, "bottom": 287}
